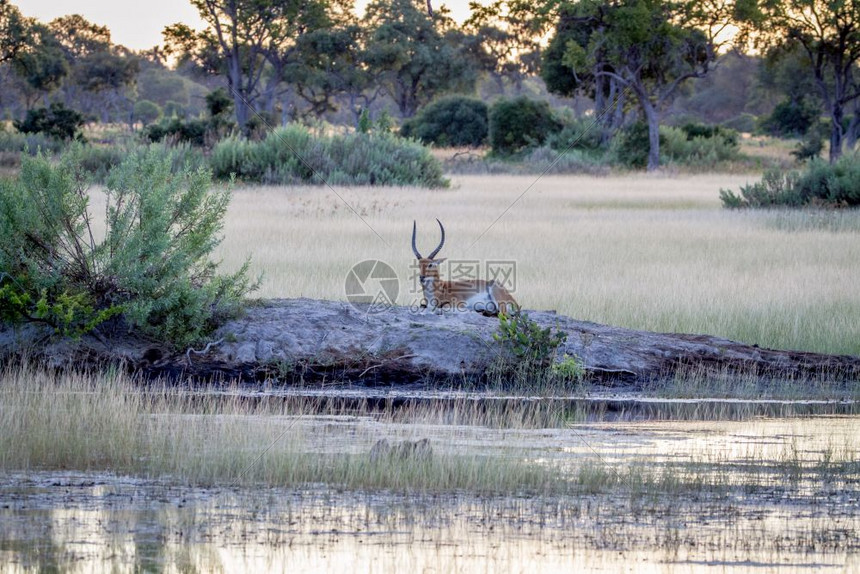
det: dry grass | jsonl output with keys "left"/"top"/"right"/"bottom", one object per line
{"left": 1, "top": 365, "right": 857, "bottom": 494}
{"left": 200, "top": 173, "right": 860, "bottom": 356}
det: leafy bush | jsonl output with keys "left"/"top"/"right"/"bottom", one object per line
{"left": 613, "top": 122, "right": 740, "bottom": 169}
{"left": 759, "top": 98, "right": 820, "bottom": 137}
{"left": 13, "top": 103, "right": 86, "bottom": 141}
{"left": 494, "top": 312, "right": 567, "bottom": 370}
{"left": 660, "top": 125, "right": 740, "bottom": 167}
{"left": 133, "top": 100, "right": 163, "bottom": 126}
{"left": 145, "top": 117, "right": 210, "bottom": 146}
{"left": 210, "top": 125, "right": 448, "bottom": 188}
{"left": 720, "top": 154, "right": 860, "bottom": 208}
{"left": 0, "top": 147, "right": 255, "bottom": 345}
{"left": 488, "top": 97, "right": 562, "bottom": 155}
{"left": 546, "top": 117, "right": 605, "bottom": 152}
{"left": 679, "top": 122, "right": 739, "bottom": 146}
{"left": 790, "top": 122, "right": 826, "bottom": 162}
{"left": 400, "top": 96, "right": 489, "bottom": 147}
{"left": 611, "top": 122, "right": 657, "bottom": 169}
{"left": 490, "top": 311, "right": 578, "bottom": 390}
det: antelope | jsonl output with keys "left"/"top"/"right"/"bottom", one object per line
{"left": 412, "top": 219, "right": 519, "bottom": 316}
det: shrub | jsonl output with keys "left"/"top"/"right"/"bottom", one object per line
{"left": 488, "top": 97, "right": 562, "bottom": 155}
{"left": 493, "top": 312, "right": 567, "bottom": 371}
{"left": 759, "top": 98, "right": 819, "bottom": 137}
{"left": 611, "top": 122, "right": 657, "bottom": 169}
{"left": 400, "top": 96, "right": 489, "bottom": 147}
{"left": 13, "top": 103, "right": 85, "bottom": 141}
{"left": 145, "top": 117, "right": 209, "bottom": 146}
{"left": 210, "top": 125, "right": 448, "bottom": 188}
{"left": 0, "top": 146, "right": 255, "bottom": 345}
{"left": 546, "top": 117, "right": 605, "bottom": 152}
{"left": 720, "top": 154, "right": 860, "bottom": 208}
{"left": 660, "top": 125, "right": 740, "bottom": 168}
{"left": 490, "top": 311, "right": 578, "bottom": 390}
{"left": 133, "top": 100, "right": 163, "bottom": 126}
{"left": 0, "top": 128, "right": 65, "bottom": 156}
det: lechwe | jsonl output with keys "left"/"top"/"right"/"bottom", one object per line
{"left": 411, "top": 219, "right": 519, "bottom": 316}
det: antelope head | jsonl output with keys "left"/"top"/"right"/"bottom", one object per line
{"left": 411, "top": 218, "right": 446, "bottom": 283}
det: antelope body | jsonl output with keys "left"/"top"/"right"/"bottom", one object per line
{"left": 412, "top": 219, "right": 519, "bottom": 316}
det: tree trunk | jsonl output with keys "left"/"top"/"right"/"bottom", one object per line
{"left": 829, "top": 105, "right": 845, "bottom": 163}
{"left": 845, "top": 99, "right": 859, "bottom": 151}
{"left": 3, "top": 299, "right": 858, "bottom": 389}
{"left": 641, "top": 96, "right": 661, "bottom": 171}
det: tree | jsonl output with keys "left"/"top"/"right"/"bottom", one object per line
{"left": 364, "top": 0, "right": 479, "bottom": 118}
{"left": 287, "top": 24, "right": 382, "bottom": 125}
{"left": 10, "top": 23, "right": 68, "bottom": 108}
{"left": 45, "top": 15, "right": 139, "bottom": 122}
{"left": 542, "top": 0, "right": 731, "bottom": 171}
{"left": 466, "top": 0, "right": 559, "bottom": 94}
{"left": 164, "top": 0, "right": 343, "bottom": 134}
{"left": 0, "top": 0, "right": 28, "bottom": 64}
{"left": 740, "top": 0, "right": 860, "bottom": 162}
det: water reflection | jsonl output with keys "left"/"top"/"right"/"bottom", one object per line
{"left": 1, "top": 417, "right": 858, "bottom": 573}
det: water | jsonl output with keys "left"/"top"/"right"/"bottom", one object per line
{"left": 1, "top": 417, "right": 858, "bottom": 572}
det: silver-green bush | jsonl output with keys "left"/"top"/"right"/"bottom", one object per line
{"left": 0, "top": 146, "right": 256, "bottom": 345}
{"left": 210, "top": 125, "right": 448, "bottom": 188}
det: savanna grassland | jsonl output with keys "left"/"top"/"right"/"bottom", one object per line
{"left": 200, "top": 173, "right": 860, "bottom": 356}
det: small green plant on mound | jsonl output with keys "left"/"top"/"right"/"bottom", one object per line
{"left": 720, "top": 155, "right": 860, "bottom": 208}
{"left": 491, "top": 311, "right": 582, "bottom": 390}
{"left": 0, "top": 145, "right": 256, "bottom": 345}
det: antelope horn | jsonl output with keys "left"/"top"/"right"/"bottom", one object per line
{"left": 428, "top": 218, "right": 445, "bottom": 259}
{"left": 411, "top": 221, "right": 422, "bottom": 259}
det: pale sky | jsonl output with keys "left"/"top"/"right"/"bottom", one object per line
{"left": 14, "top": 0, "right": 477, "bottom": 52}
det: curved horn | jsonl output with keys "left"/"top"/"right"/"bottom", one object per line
{"left": 428, "top": 218, "right": 445, "bottom": 259}
{"left": 411, "top": 221, "right": 422, "bottom": 259}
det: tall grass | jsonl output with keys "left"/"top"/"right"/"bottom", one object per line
{"left": 196, "top": 173, "right": 860, "bottom": 356}
{"left": 0, "top": 365, "right": 561, "bottom": 492}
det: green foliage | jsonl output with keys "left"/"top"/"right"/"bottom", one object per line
{"left": 790, "top": 122, "right": 826, "bottom": 162}
{"left": 551, "top": 354, "right": 586, "bottom": 383}
{"left": 13, "top": 103, "right": 85, "bottom": 141}
{"left": 613, "top": 123, "right": 740, "bottom": 169}
{"left": 210, "top": 125, "right": 448, "bottom": 188}
{"left": 144, "top": 117, "right": 210, "bottom": 146}
{"left": 357, "top": 109, "right": 372, "bottom": 134}
{"left": 759, "top": 98, "right": 820, "bottom": 137}
{"left": 0, "top": 127, "right": 65, "bottom": 156}
{"left": 491, "top": 311, "right": 577, "bottom": 390}
{"left": 720, "top": 155, "right": 860, "bottom": 208}
{"left": 494, "top": 311, "right": 567, "bottom": 370}
{"left": 133, "top": 100, "right": 162, "bottom": 126}
{"left": 612, "top": 122, "right": 657, "bottom": 169}
{"left": 546, "top": 117, "right": 605, "bottom": 153}
{"left": 400, "top": 96, "right": 489, "bottom": 147}
{"left": 0, "top": 146, "right": 255, "bottom": 345}
{"left": 488, "top": 97, "right": 562, "bottom": 155}
{"left": 364, "top": 0, "right": 479, "bottom": 118}
{"left": 660, "top": 125, "right": 740, "bottom": 167}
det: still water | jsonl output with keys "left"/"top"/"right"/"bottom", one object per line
{"left": 1, "top": 416, "right": 858, "bottom": 573}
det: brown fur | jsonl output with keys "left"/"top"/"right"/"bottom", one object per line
{"left": 417, "top": 257, "right": 519, "bottom": 316}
